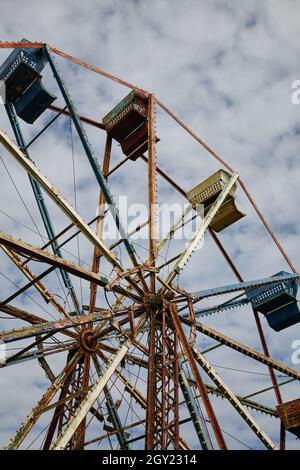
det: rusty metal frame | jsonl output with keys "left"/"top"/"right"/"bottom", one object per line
{"left": 146, "top": 300, "right": 180, "bottom": 450}
{"left": 192, "top": 345, "right": 277, "bottom": 450}
{"left": 1, "top": 245, "right": 71, "bottom": 319}
{"left": 51, "top": 340, "right": 131, "bottom": 450}
{"left": 168, "top": 302, "right": 227, "bottom": 450}
{"left": 44, "top": 46, "right": 149, "bottom": 295}
{"left": 0, "top": 40, "right": 298, "bottom": 450}
{"left": 163, "top": 173, "right": 239, "bottom": 286}
{"left": 0, "top": 230, "right": 109, "bottom": 287}
{"left": 5, "top": 350, "right": 83, "bottom": 449}
{"left": 88, "top": 134, "right": 112, "bottom": 314}
{"left": 5, "top": 100, "right": 81, "bottom": 315}
{"left": 182, "top": 317, "right": 300, "bottom": 381}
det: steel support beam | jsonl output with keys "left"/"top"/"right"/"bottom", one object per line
{"left": 51, "top": 341, "right": 131, "bottom": 449}
{"left": 1, "top": 245, "right": 70, "bottom": 318}
{"left": 25, "top": 106, "right": 67, "bottom": 149}
{"left": 1, "top": 343, "right": 77, "bottom": 369}
{"left": 147, "top": 94, "right": 158, "bottom": 278}
{"left": 103, "top": 358, "right": 190, "bottom": 450}
{"left": 43, "top": 361, "right": 79, "bottom": 450}
{"left": 0, "top": 130, "right": 118, "bottom": 268}
{"left": 48, "top": 104, "right": 104, "bottom": 130}
{"left": 73, "top": 355, "right": 91, "bottom": 449}
{"left": 89, "top": 135, "right": 112, "bottom": 313}
{"left": 182, "top": 317, "right": 300, "bottom": 381}
{"left": 93, "top": 356, "right": 130, "bottom": 450}
{"left": 145, "top": 94, "right": 172, "bottom": 450}
{"left": 5, "top": 102, "right": 81, "bottom": 314}
{"left": 1, "top": 266, "right": 56, "bottom": 306}
{"left": 5, "top": 351, "right": 82, "bottom": 449}
{"left": 0, "top": 41, "right": 43, "bottom": 48}
{"left": 189, "top": 273, "right": 299, "bottom": 301}
{"left": 191, "top": 382, "right": 278, "bottom": 417}
{"left": 169, "top": 303, "right": 227, "bottom": 450}
{"left": 44, "top": 46, "right": 137, "bottom": 263}
{"left": 146, "top": 301, "right": 180, "bottom": 449}
{"left": 0, "top": 303, "right": 48, "bottom": 325}
{"left": 0, "top": 311, "right": 110, "bottom": 343}
{"left": 192, "top": 346, "right": 277, "bottom": 450}
{"left": 179, "top": 366, "right": 213, "bottom": 450}
{"left": 0, "top": 231, "right": 109, "bottom": 287}
{"left": 49, "top": 46, "right": 148, "bottom": 95}
{"left": 164, "top": 173, "right": 239, "bottom": 285}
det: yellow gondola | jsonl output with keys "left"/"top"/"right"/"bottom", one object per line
{"left": 187, "top": 169, "right": 245, "bottom": 232}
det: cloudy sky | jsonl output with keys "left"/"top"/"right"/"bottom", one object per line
{"left": 0, "top": 0, "right": 300, "bottom": 450}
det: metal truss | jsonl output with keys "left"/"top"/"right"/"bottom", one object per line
{"left": 0, "top": 41, "right": 299, "bottom": 451}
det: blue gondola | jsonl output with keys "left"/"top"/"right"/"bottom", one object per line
{"left": 0, "top": 39, "right": 56, "bottom": 123}
{"left": 246, "top": 271, "right": 300, "bottom": 331}
{"left": 14, "top": 78, "right": 56, "bottom": 124}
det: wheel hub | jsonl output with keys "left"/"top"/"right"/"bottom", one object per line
{"left": 79, "top": 328, "right": 99, "bottom": 353}
{"left": 144, "top": 292, "right": 162, "bottom": 308}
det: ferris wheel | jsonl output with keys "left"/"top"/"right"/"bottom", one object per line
{"left": 0, "top": 40, "right": 300, "bottom": 451}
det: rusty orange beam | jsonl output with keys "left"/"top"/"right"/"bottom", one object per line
{"left": 49, "top": 46, "right": 149, "bottom": 96}
{"left": 89, "top": 135, "right": 112, "bottom": 314}
{"left": 48, "top": 104, "right": 104, "bottom": 129}
{"left": 0, "top": 41, "right": 43, "bottom": 49}
{"left": 3, "top": 39, "right": 297, "bottom": 282}
{"left": 145, "top": 145, "right": 286, "bottom": 447}
{"left": 147, "top": 94, "right": 158, "bottom": 290}
{"left": 0, "top": 41, "right": 148, "bottom": 94}
{"left": 49, "top": 41, "right": 296, "bottom": 280}
{"left": 238, "top": 178, "right": 298, "bottom": 275}
{"left": 141, "top": 155, "right": 186, "bottom": 198}
{"left": 156, "top": 98, "right": 298, "bottom": 279}
{"left": 169, "top": 303, "right": 227, "bottom": 450}
{"left": 156, "top": 99, "right": 234, "bottom": 173}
